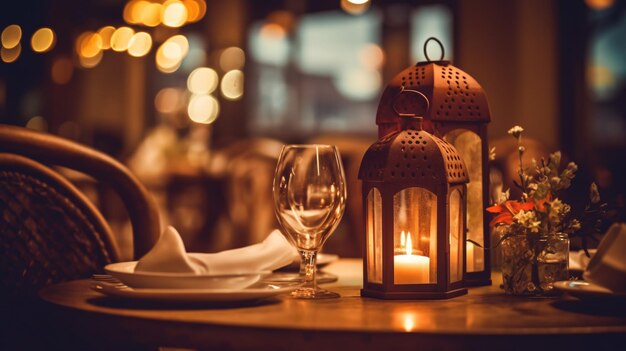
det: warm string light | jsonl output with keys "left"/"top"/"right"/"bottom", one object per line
{"left": 187, "top": 67, "right": 218, "bottom": 94}
{"left": 128, "top": 32, "right": 153, "bottom": 57}
{"left": 340, "top": 0, "right": 371, "bottom": 15}
{"left": 155, "top": 35, "right": 189, "bottom": 73}
{"left": 123, "top": 0, "right": 206, "bottom": 27}
{"left": 1, "top": 25, "right": 21, "bottom": 49}
{"left": 1, "top": 44, "right": 21, "bottom": 63}
{"left": 1, "top": 25, "right": 56, "bottom": 62}
{"left": 0, "top": 0, "right": 240, "bottom": 125}
{"left": 220, "top": 69, "right": 244, "bottom": 100}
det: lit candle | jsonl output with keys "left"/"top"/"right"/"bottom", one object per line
{"left": 394, "top": 232, "right": 430, "bottom": 284}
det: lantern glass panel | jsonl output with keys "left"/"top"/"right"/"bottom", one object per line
{"left": 444, "top": 129, "right": 485, "bottom": 272}
{"left": 449, "top": 189, "right": 464, "bottom": 283}
{"left": 393, "top": 187, "right": 437, "bottom": 284}
{"left": 366, "top": 187, "right": 383, "bottom": 284}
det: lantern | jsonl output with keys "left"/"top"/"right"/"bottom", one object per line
{"left": 359, "top": 90, "right": 469, "bottom": 299}
{"left": 374, "top": 38, "right": 492, "bottom": 286}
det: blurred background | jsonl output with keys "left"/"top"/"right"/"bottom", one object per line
{"left": 1, "top": 0, "right": 624, "bottom": 260}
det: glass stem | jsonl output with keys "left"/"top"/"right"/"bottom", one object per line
{"left": 299, "top": 250, "right": 317, "bottom": 291}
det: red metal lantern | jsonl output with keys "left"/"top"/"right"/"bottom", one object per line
{"left": 374, "top": 38, "right": 492, "bottom": 286}
{"left": 359, "top": 90, "right": 469, "bottom": 299}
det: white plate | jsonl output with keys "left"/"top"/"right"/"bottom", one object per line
{"left": 105, "top": 261, "right": 269, "bottom": 290}
{"left": 92, "top": 282, "right": 298, "bottom": 303}
{"left": 317, "top": 253, "right": 340, "bottom": 267}
{"left": 554, "top": 280, "right": 626, "bottom": 300}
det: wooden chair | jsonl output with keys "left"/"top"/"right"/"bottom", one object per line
{"left": 0, "top": 124, "right": 160, "bottom": 300}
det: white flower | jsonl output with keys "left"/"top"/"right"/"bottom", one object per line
{"left": 548, "top": 198, "right": 570, "bottom": 222}
{"left": 549, "top": 198, "right": 565, "bottom": 214}
{"left": 497, "top": 189, "right": 510, "bottom": 204}
{"left": 514, "top": 210, "right": 541, "bottom": 233}
{"left": 508, "top": 126, "right": 524, "bottom": 138}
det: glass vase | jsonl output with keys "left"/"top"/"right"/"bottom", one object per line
{"left": 500, "top": 231, "right": 569, "bottom": 296}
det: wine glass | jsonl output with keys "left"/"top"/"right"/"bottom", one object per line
{"left": 273, "top": 144, "right": 346, "bottom": 299}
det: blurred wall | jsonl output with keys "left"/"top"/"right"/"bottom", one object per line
{"left": 458, "top": 0, "right": 558, "bottom": 149}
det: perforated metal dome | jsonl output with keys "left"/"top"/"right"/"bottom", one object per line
{"left": 375, "top": 39, "right": 491, "bottom": 138}
{"left": 359, "top": 117, "right": 469, "bottom": 185}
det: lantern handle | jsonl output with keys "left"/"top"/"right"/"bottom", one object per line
{"left": 423, "top": 37, "right": 445, "bottom": 62}
{"left": 392, "top": 88, "right": 430, "bottom": 118}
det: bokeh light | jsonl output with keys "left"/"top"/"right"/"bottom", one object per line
{"left": 156, "top": 35, "right": 189, "bottom": 73}
{"left": 76, "top": 32, "right": 102, "bottom": 58}
{"left": 123, "top": 0, "right": 142, "bottom": 24}
{"left": 156, "top": 46, "right": 182, "bottom": 73}
{"left": 51, "top": 56, "right": 73, "bottom": 84}
{"left": 78, "top": 50, "right": 103, "bottom": 68}
{"left": 97, "top": 26, "right": 116, "bottom": 50}
{"left": 259, "top": 23, "right": 286, "bottom": 40}
{"left": 143, "top": 2, "right": 163, "bottom": 27}
{"left": 183, "top": 0, "right": 207, "bottom": 23}
{"left": 585, "top": 0, "right": 615, "bottom": 10}
{"left": 162, "top": 0, "right": 188, "bottom": 28}
{"left": 251, "top": 22, "right": 290, "bottom": 66}
{"left": 125, "top": 1, "right": 163, "bottom": 27}
{"left": 267, "top": 10, "right": 296, "bottom": 32}
{"left": 219, "top": 46, "right": 245, "bottom": 71}
{"left": 359, "top": 43, "right": 384, "bottom": 69}
{"left": 168, "top": 35, "right": 189, "bottom": 55}
{"left": 1, "top": 25, "right": 22, "bottom": 49}
{"left": 25, "top": 116, "right": 48, "bottom": 132}
{"left": 334, "top": 66, "right": 381, "bottom": 101}
{"left": 220, "top": 69, "right": 244, "bottom": 100}
{"left": 111, "top": 27, "right": 135, "bottom": 52}
{"left": 340, "top": 0, "right": 371, "bottom": 15}
{"left": 128, "top": 32, "right": 153, "bottom": 57}
{"left": 187, "top": 67, "right": 218, "bottom": 94}
{"left": 188, "top": 94, "right": 219, "bottom": 124}
{"left": 31, "top": 28, "right": 56, "bottom": 53}
{"left": 155, "top": 87, "right": 184, "bottom": 114}
{"left": 1, "top": 44, "right": 21, "bottom": 63}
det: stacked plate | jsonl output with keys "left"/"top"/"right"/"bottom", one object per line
{"left": 93, "top": 261, "right": 298, "bottom": 303}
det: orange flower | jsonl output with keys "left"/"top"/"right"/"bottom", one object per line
{"left": 486, "top": 200, "right": 534, "bottom": 227}
{"left": 533, "top": 193, "right": 551, "bottom": 212}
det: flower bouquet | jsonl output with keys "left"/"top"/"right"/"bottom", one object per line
{"left": 487, "top": 126, "right": 604, "bottom": 296}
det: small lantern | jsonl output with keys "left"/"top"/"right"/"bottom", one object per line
{"left": 359, "top": 90, "right": 469, "bottom": 299}
{"left": 374, "top": 38, "right": 492, "bottom": 286}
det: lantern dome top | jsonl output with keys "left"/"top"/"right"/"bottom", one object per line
{"left": 358, "top": 119, "right": 469, "bottom": 185}
{"left": 375, "top": 40, "right": 490, "bottom": 138}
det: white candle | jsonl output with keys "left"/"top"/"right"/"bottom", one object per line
{"left": 394, "top": 233, "right": 430, "bottom": 284}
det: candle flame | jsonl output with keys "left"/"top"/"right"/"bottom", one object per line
{"left": 406, "top": 232, "right": 412, "bottom": 256}
{"left": 400, "top": 230, "right": 405, "bottom": 247}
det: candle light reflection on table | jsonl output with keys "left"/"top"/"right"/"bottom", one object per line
{"left": 394, "top": 231, "right": 430, "bottom": 284}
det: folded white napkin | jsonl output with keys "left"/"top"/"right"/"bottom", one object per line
{"left": 135, "top": 226, "right": 298, "bottom": 275}
{"left": 584, "top": 223, "right": 626, "bottom": 292}
{"left": 568, "top": 249, "right": 596, "bottom": 271}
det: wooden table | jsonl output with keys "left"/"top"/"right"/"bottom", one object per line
{"left": 39, "top": 259, "right": 626, "bottom": 350}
